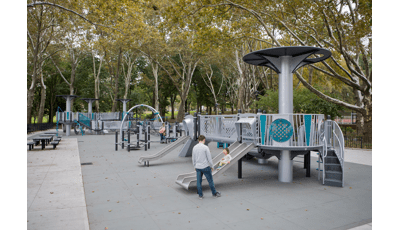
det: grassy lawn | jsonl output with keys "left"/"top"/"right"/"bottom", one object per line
{"left": 31, "top": 116, "right": 57, "bottom": 124}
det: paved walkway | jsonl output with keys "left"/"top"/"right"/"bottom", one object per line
{"left": 27, "top": 130, "right": 89, "bottom": 230}
{"left": 27, "top": 130, "right": 372, "bottom": 229}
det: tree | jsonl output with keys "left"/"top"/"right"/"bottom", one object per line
{"left": 173, "top": 0, "right": 372, "bottom": 135}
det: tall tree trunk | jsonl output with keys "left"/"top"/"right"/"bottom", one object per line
{"left": 93, "top": 54, "right": 103, "bottom": 113}
{"left": 151, "top": 62, "right": 159, "bottom": 111}
{"left": 111, "top": 48, "right": 123, "bottom": 112}
{"left": 69, "top": 60, "right": 76, "bottom": 109}
{"left": 27, "top": 79, "right": 37, "bottom": 124}
{"left": 235, "top": 49, "right": 245, "bottom": 112}
{"left": 308, "top": 66, "right": 313, "bottom": 84}
{"left": 37, "top": 69, "right": 47, "bottom": 123}
{"left": 170, "top": 94, "right": 175, "bottom": 119}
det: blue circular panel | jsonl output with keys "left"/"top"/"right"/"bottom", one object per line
{"left": 269, "top": 119, "right": 293, "bottom": 142}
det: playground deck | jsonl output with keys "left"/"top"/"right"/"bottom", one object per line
{"left": 27, "top": 129, "right": 372, "bottom": 230}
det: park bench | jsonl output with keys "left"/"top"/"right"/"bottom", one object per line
{"left": 27, "top": 142, "right": 35, "bottom": 150}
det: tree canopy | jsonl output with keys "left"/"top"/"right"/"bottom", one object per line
{"left": 26, "top": 0, "right": 372, "bottom": 135}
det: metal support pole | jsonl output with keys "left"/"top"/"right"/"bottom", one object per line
{"left": 193, "top": 113, "right": 198, "bottom": 141}
{"left": 278, "top": 150, "right": 293, "bottom": 182}
{"left": 148, "top": 125, "right": 150, "bottom": 149}
{"left": 122, "top": 131, "right": 124, "bottom": 149}
{"left": 115, "top": 131, "right": 118, "bottom": 151}
{"left": 137, "top": 133, "right": 140, "bottom": 148}
{"left": 145, "top": 130, "right": 148, "bottom": 151}
{"left": 238, "top": 157, "right": 243, "bottom": 179}
{"left": 127, "top": 130, "right": 131, "bottom": 152}
{"left": 66, "top": 98, "right": 71, "bottom": 136}
{"left": 278, "top": 56, "right": 294, "bottom": 183}
{"left": 306, "top": 152, "right": 310, "bottom": 177}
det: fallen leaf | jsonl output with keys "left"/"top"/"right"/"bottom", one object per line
{"left": 117, "top": 201, "right": 119, "bottom": 203}
{"left": 105, "top": 227, "right": 108, "bottom": 230}
{"left": 261, "top": 218, "right": 263, "bottom": 220}
{"left": 305, "top": 209, "right": 307, "bottom": 211}
{"left": 349, "top": 187, "right": 352, "bottom": 189}
{"left": 247, "top": 209, "right": 250, "bottom": 211}
{"left": 50, "top": 192, "right": 54, "bottom": 194}
{"left": 92, "top": 191, "right": 95, "bottom": 193}
{"left": 178, "top": 212, "right": 181, "bottom": 214}
{"left": 109, "top": 210, "right": 112, "bottom": 212}
{"left": 105, "top": 177, "right": 108, "bottom": 179}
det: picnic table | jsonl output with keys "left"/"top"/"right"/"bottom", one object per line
{"left": 32, "top": 136, "right": 52, "bottom": 150}
{"left": 39, "top": 134, "right": 55, "bottom": 142}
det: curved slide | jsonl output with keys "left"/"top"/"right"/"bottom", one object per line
{"left": 138, "top": 136, "right": 191, "bottom": 165}
{"left": 175, "top": 142, "right": 255, "bottom": 190}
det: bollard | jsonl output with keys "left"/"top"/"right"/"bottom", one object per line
{"left": 115, "top": 131, "right": 118, "bottom": 151}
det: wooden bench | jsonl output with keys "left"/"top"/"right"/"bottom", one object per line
{"left": 27, "top": 142, "right": 35, "bottom": 150}
{"left": 50, "top": 140, "right": 60, "bottom": 149}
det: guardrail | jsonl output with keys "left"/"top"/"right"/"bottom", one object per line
{"left": 199, "top": 114, "right": 238, "bottom": 141}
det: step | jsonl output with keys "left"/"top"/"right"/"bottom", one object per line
{"left": 327, "top": 150, "right": 337, "bottom": 157}
{"left": 325, "top": 170, "right": 342, "bottom": 180}
{"left": 324, "top": 178, "right": 342, "bottom": 187}
{"left": 325, "top": 156, "right": 340, "bottom": 164}
{"left": 325, "top": 163, "right": 342, "bottom": 172}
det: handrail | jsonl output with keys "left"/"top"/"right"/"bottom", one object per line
{"left": 320, "top": 119, "right": 345, "bottom": 186}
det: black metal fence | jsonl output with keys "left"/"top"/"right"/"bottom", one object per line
{"left": 27, "top": 123, "right": 56, "bottom": 134}
{"left": 343, "top": 135, "right": 372, "bottom": 149}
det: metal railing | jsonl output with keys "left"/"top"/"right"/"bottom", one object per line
{"left": 321, "top": 119, "right": 345, "bottom": 187}
{"left": 198, "top": 114, "right": 238, "bottom": 141}
{"left": 343, "top": 135, "right": 372, "bottom": 149}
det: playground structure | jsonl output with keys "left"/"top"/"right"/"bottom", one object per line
{"left": 136, "top": 46, "right": 345, "bottom": 188}
{"left": 55, "top": 95, "right": 184, "bottom": 151}
{"left": 55, "top": 46, "right": 345, "bottom": 188}
{"left": 176, "top": 112, "right": 344, "bottom": 188}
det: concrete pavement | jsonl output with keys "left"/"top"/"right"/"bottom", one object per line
{"left": 27, "top": 129, "right": 372, "bottom": 229}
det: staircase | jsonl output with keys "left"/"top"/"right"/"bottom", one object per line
{"left": 323, "top": 149, "right": 343, "bottom": 187}
{"left": 319, "top": 118, "right": 345, "bottom": 187}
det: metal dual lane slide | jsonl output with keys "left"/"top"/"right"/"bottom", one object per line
{"left": 175, "top": 142, "right": 255, "bottom": 190}
{"left": 138, "top": 136, "right": 191, "bottom": 165}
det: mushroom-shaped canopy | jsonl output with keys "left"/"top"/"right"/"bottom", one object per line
{"left": 243, "top": 46, "right": 331, "bottom": 73}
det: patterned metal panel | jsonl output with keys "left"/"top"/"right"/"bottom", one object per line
{"left": 269, "top": 118, "right": 293, "bottom": 142}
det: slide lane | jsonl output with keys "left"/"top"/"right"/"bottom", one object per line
{"left": 138, "top": 136, "right": 190, "bottom": 165}
{"left": 176, "top": 142, "right": 255, "bottom": 190}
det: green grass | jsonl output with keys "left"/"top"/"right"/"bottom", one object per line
{"left": 30, "top": 116, "right": 57, "bottom": 124}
